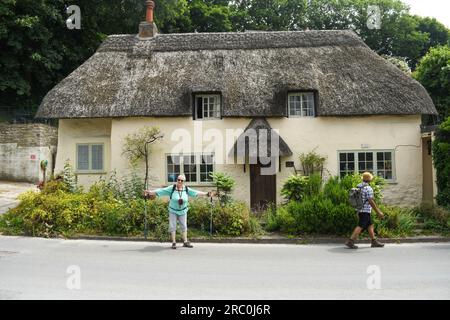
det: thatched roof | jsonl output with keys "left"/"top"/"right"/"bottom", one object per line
{"left": 231, "top": 118, "right": 293, "bottom": 158}
{"left": 36, "top": 30, "right": 437, "bottom": 119}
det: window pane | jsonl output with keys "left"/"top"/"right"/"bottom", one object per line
{"left": 385, "top": 171, "right": 393, "bottom": 180}
{"left": 196, "top": 97, "right": 203, "bottom": 119}
{"left": 77, "top": 145, "right": 89, "bottom": 170}
{"left": 339, "top": 153, "right": 346, "bottom": 162}
{"left": 91, "top": 145, "right": 103, "bottom": 170}
{"left": 377, "top": 162, "right": 385, "bottom": 169}
{"left": 358, "top": 153, "right": 366, "bottom": 161}
{"left": 385, "top": 152, "right": 391, "bottom": 160}
{"left": 377, "top": 152, "right": 384, "bottom": 161}
{"left": 167, "top": 156, "right": 181, "bottom": 182}
{"left": 200, "top": 154, "right": 214, "bottom": 182}
{"left": 348, "top": 153, "right": 354, "bottom": 161}
{"left": 306, "top": 93, "right": 315, "bottom": 116}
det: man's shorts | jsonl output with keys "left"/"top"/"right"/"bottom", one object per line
{"left": 358, "top": 212, "right": 373, "bottom": 230}
{"left": 169, "top": 213, "right": 187, "bottom": 232}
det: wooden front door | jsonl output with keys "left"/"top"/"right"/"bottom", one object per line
{"left": 250, "top": 160, "right": 276, "bottom": 211}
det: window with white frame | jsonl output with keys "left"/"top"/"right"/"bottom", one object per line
{"left": 338, "top": 150, "right": 395, "bottom": 181}
{"left": 77, "top": 144, "right": 104, "bottom": 172}
{"left": 194, "top": 94, "right": 221, "bottom": 120}
{"left": 288, "top": 92, "right": 315, "bottom": 117}
{"left": 167, "top": 154, "right": 215, "bottom": 183}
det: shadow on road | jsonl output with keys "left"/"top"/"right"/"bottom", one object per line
{"left": 327, "top": 246, "right": 372, "bottom": 254}
{"left": 117, "top": 245, "right": 171, "bottom": 253}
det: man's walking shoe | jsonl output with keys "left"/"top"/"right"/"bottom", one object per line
{"left": 345, "top": 239, "right": 358, "bottom": 249}
{"left": 183, "top": 242, "right": 194, "bottom": 248}
{"left": 171, "top": 242, "right": 177, "bottom": 249}
{"left": 371, "top": 239, "right": 385, "bottom": 248}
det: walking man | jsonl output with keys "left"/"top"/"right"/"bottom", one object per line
{"left": 346, "top": 172, "right": 385, "bottom": 249}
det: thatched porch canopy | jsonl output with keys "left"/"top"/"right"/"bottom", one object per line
{"left": 230, "top": 118, "right": 293, "bottom": 158}
{"left": 36, "top": 30, "right": 437, "bottom": 119}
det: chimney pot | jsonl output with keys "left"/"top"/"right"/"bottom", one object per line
{"left": 146, "top": 0, "right": 154, "bottom": 23}
{"left": 139, "top": 0, "right": 157, "bottom": 38}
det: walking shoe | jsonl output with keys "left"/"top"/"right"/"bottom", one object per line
{"left": 171, "top": 242, "right": 177, "bottom": 249}
{"left": 371, "top": 239, "right": 385, "bottom": 248}
{"left": 183, "top": 241, "right": 194, "bottom": 248}
{"left": 345, "top": 239, "right": 358, "bottom": 249}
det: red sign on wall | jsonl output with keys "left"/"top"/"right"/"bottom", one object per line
{"left": 30, "top": 154, "right": 36, "bottom": 160}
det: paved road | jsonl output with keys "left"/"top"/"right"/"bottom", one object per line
{"left": 0, "top": 236, "right": 449, "bottom": 300}
{"left": 0, "top": 181, "right": 36, "bottom": 214}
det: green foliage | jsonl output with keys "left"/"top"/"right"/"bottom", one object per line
{"left": 281, "top": 175, "right": 308, "bottom": 202}
{"left": 432, "top": 117, "right": 450, "bottom": 207}
{"left": 414, "top": 46, "right": 450, "bottom": 121}
{"left": 299, "top": 150, "right": 327, "bottom": 176}
{"left": 304, "top": 174, "right": 323, "bottom": 197}
{"left": 272, "top": 196, "right": 357, "bottom": 235}
{"left": 189, "top": 198, "right": 253, "bottom": 236}
{"left": 271, "top": 173, "right": 391, "bottom": 235}
{"left": 414, "top": 202, "right": 450, "bottom": 233}
{"left": 3, "top": 0, "right": 448, "bottom": 116}
{"left": 209, "top": 171, "right": 236, "bottom": 204}
{"left": 323, "top": 176, "right": 349, "bottom": 205}
{"left": 122, "top": 126, "right": 163, "bottom": 188}
{"left": 375, "top": 205, "right": 417, "bottom": 237}
{"left": 0, "top": 174, "right": 255, "bottom": 239}
{"left": 62, "top": 160, "right": 77, "bottom": 193}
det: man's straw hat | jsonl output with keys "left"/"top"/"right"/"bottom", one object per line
{"left": 362, "top": 172, "right": 374, "bottom": 182}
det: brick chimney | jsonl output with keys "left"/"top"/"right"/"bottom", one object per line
{"left": 139, "top": 0, "right": 158, "bottom": 38}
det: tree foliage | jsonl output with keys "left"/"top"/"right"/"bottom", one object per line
{"left": 414, "top": 45, "right": 450, "bottom": 122}
{"left": 432, "top": 117, "right": 450, "bottom": 208}
{"left": 1, "top": 0, "right": 449, "bottom": 118}
{"left": 122, "top": 127, "right": 163, "bottom": 188}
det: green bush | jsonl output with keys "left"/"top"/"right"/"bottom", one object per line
{"left": 323, "top": 176, "right": 348, "bottom": 205}
{"left": 210, "top": 172, "right": 236, "bottom": 204}
{"left": 432, "top": 117, "right": 450, "bottom": 208}
{"left": 189, "top": 199, "right": 253, "bottom": 236}
{"left": 414, "top": 202, "right": 450, "bottom": 233}
{"left": 281, "top": 175, "right": 308, "bottom": 202}
{"left": 375, "top": 205, "right": 417, "bottom": 237}
{"left": 304, "top": 174, "right": 323, "bottom": 197}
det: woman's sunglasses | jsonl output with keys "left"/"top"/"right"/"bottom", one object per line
{"left": 177, "top": 179, "right": 185, "bottom": 182}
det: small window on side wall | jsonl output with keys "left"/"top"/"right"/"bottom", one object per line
{"left": 77, "top": 144, "right": 104, "bottom": 172}
{"left": 194, "top": 94, "right": 221, "bottom": 120}
{"left": 288, "top": 92, "right": 315, "bottom": 117}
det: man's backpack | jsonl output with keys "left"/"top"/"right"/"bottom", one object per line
{"left": 170, "top": 184, "right": 189, "bottom": 200}
{"left": 349, "top": 185, "right": 367, "bottom": 211}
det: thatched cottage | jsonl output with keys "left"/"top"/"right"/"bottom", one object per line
{"left": 36, "top": 2, "right": 438, "bottom": 208}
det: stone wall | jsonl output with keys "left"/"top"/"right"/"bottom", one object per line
{"left": 0, "top": 123, "right": 58, "bottom": 182}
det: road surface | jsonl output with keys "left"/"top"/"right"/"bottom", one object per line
{"left": 0, "top": 236, "right": 449, "bottom": 299}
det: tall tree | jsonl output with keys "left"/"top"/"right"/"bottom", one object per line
{"left": 414, "top": 45, "right": 450, "bottom": 122}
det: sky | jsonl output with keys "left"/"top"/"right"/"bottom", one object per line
{"left": 401, "top": 0, "right": 450, "bottom": 28}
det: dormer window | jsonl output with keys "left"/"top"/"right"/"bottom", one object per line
{"left": 194, "top": 94, "right": 221, "bottom": 120}
{"left": 288, "top": 92, "right": 315, "bottom": 117}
